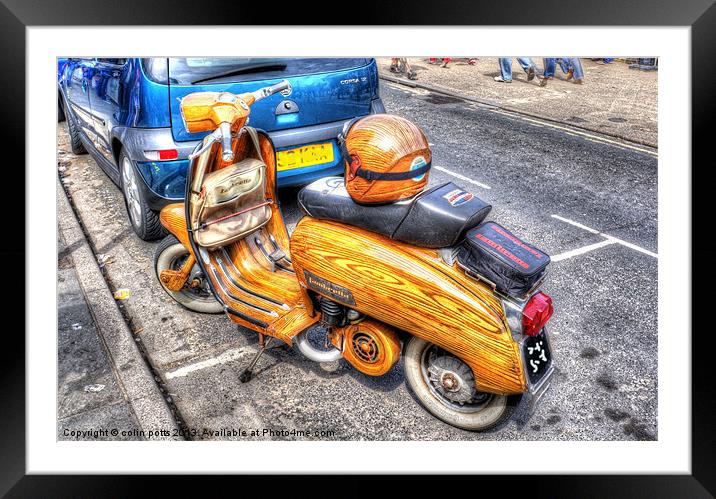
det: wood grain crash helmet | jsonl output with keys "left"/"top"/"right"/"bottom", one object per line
{"left": 339, "top": 114, "right": 432, "bottom": 204}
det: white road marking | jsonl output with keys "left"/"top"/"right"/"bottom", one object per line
{"left": 608, "top": 236, "right": 659, "bottom": 259}
{"left": 551, "top": 214, "right": 600, "bottom": 234}
{"left": 490, "top": 108, "right": 658, "bottom": 157}
{"left": 551, "top": 214, "right": 658, "bottom": 260}
{"left": 165, "top": 347, "right": 246, "bottom": 380}
{"left": 550, "top": 239, "right": 617, "bottom": 262}
{"left": 433, "top": 165, "right": 491, "bottom": 189}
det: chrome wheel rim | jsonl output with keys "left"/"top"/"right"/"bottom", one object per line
{"left": 122, "top": 157, "right": 142, "bottom": 228}
{"left": 420, "top": 345, "right": 492, "bottom": 413}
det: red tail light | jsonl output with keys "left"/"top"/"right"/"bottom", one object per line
{"left": 158, "top": 149, "right": 179, "bottom": 160}
{"left": 144, "top": 149, "right": 179, "bottom": 161}
{"left": 522, "top": 291, "right": 553, "bottom": 337}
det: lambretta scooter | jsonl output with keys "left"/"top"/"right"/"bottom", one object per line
{"left": 154, "top": 80, "right": 556, "bottom": 431}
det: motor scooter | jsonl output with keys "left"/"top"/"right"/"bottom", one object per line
{"left": 154, "top": 80, "right": 556, "bottom": 431}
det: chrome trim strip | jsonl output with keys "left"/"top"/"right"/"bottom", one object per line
{"left": 209, "top": 267, "right": 278, "bottom": 317}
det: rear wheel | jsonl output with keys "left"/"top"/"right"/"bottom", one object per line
{"left": 65, "top": 108, "right": 86, "bottom": 155}
{"left": 58, "top": 97, "right": 66, "bottom": 122}
{"left": 154, "top": 235, "right": 223, "bottom": 314}
{"left": 403, "top": 336, "right": 521, "bottom": 431}
{"left": 120, "top": 150, "right": 166, "bottom": 241}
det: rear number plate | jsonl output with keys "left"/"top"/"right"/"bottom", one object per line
{"left": 523, "top": 329, "right": 552, "bottom": 384}
{"left": 276, "top": 142, "right": 334, "bottom": 171}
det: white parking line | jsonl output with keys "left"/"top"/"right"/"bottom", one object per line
{"left": 165, "top": 347, "right": 246, "bottom": 380}
{"left": 551, "top": 239, "right": 617, "bottom": 262}
{"left": 552, "top": 214, "right": 601, "bottom": 234}
{"left": 551, "top": 214, "right": 658, "bottom": 260}
{"left": 433, "top": 165, "right": 491, "bottom": 190}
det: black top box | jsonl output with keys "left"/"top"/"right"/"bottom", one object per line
{"left": 457, "top": 222, "right": 550, "bottom": 298}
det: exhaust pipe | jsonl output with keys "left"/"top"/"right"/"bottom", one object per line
{"left": 294, "top": 330, "right": 343, "bottom": 363}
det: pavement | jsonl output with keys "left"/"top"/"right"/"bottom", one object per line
{"left": 56, "top": 76, "right": 657, "bottom": 441}
{"left": 57, "top": 174, "right": 181, "bottom": 441}
{"left": 378, "top": 57, "right": 658, "bottom": 148}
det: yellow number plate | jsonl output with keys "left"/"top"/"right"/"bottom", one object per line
{"left": 276, "top": 142, "right": 335, "bottom": 171}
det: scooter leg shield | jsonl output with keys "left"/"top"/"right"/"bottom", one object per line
{"left": 290, "top": 217, "right": 527, "bottom": 395}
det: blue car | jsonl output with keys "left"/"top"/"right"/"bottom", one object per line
{"left": 58, "top": 57, "right": 385, "bottom": 240}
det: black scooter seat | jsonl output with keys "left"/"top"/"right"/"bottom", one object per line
{"left": 297, "top": 177, "right": 492, "bottom": 249}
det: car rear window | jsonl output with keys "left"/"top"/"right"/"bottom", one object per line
{"left": 143, "top": 57, "right": 371, "bottom": 85}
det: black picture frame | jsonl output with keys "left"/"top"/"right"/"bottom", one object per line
{"left": 4, "top": 0, "right": 713, "bottom": 495}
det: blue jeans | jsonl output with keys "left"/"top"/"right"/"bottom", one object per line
{"left": 559, "top": 57, "right": 584, "bottom": 80}
{"left": 543, "top": 58, "right": 556, "bottom": 77}
{"left": 499, "top": 57, "right": 535, "bottom": 81}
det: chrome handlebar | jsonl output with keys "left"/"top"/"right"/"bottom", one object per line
{"left": 252, "top": 79, "right": 291, "bottom": 102}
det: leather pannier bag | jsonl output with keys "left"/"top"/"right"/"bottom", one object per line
{"left": 190, "top": 127, "right": 272, "bottom": 250}
{"left": 457, "top": 222, "right": 550, "bottom": 298}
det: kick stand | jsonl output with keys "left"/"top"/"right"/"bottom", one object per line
{"left": 239, "top": 333, "right": 274, "bottom": 383}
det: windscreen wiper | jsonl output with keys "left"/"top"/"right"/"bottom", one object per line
{"left": 190, "top": 63, "right": 288, "bottom": 85}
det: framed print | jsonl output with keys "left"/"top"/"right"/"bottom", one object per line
{"left": 3, "top": 0, "right": 714, "bottom": 495}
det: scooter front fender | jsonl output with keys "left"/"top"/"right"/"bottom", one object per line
{"left": 159, "top": 203, "right": 193, "bottom": 252}
{"left": 290, "top": 217, "right": 527, "bottom": 395}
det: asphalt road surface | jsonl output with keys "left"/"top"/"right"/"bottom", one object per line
{"left": 57, "top": 81, "right": 658, "bottom": 441}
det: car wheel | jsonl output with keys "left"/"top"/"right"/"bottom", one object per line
{"left": 58, "top": 97, "right": 66, "bottom": 122}
{"left": 119, "top": 150, "right": 167, "bottom": 241}
{"left": 65, "top": 108, "right": 86, "bottom": 155}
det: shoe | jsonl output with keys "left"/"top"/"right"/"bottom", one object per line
{"left": 494, "top": 76, "right": 512, "bottom": 83}
{"left": 574, "top": 78, "right": 584, "bottom": 84}
{"left": 468, "top": 58, "right": 477, "bottom": 65}
{"left": 390, "top": 65, "right": 399, "bottom": 73}
{"left": 527, "top": 66, "right": 535, "bottom": 81}
{"left": 539, "top": 76, "right": 551, "bottom": 87}
{"left": 407, "top": 71, "right": 417, "bottom": 80}
{"left": 566, "top": 68, "right": 574, "bottom": 80}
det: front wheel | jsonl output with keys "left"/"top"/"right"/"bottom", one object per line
{"left": 154, "top": 235, "right": 223, "bottom": 314}
{"left": 403, "top": 336, "right": 521, "bottom": 431}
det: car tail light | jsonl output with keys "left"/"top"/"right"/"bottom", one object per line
{"left": 522, "top": 291, "right": 553, "bottom": 337}
{"left": 144, "top": 149, "right": 178, "bottom": 161}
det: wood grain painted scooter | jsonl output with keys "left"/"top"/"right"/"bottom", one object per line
{"left": 153, "top": 80, "right": 556, "bottom": 431}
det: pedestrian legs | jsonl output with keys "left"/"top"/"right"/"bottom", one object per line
{"left": 542, "top": 58, "right": 556, "bottom": 78}
{"left": 498, "top": 57, "right": 514, "bottom": 81}
{"left": 539, "top": 58, "right": 556, "bottom": 86}
{"left": 563, "top": 57, "right": 584, "bottom": 82}
{"left": 496, "top": 57, "right": 536, "bottom": 83}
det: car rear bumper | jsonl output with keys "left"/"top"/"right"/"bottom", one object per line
{"left": 130, "top": 110, "right": 382, "bottom": 209}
